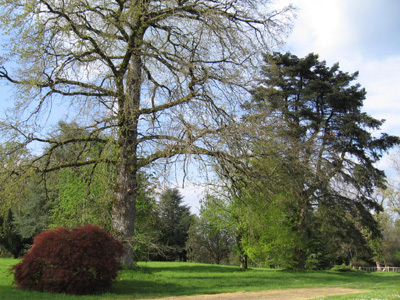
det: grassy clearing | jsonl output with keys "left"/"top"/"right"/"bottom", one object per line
{"left": 1, "top": 258, "right": 400, "bottom": 299}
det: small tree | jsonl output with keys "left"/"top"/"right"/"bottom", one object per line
{"left": 11, "top": 225, "right": 124, "bottom": 295}
{"left": 186, "top": 216, "right": 234, "bottom": 265}
{"left": 186, "top": 194, "right": 236, "bottom": 265}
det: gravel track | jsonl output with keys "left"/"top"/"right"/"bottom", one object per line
{"left": 142, "top": 287, "right": 366, "bottom": 300}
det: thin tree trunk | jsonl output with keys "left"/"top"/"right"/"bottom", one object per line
{"left": 235, "top": 222, "right": 248, "bottom": 271}
{"left": 376, "top": 260, "right": 382, "bottom": 271}
{"left": 296, "top": 246, "right": 307, "bottom": 270}
{"left": 295, "top": 202, "right": 308, "bottom": 270}
{"left": 240, "top": 254, "right": 248, "bottom": 270}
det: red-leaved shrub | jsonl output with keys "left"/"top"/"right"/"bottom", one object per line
{"left": 10, "top": 224, "right": 124, "bottom": 295}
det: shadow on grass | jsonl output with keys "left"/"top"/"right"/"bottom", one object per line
{"left": 2, "top": 279, "right": 187, "bottom": 300}
{"left": 135, "top": 262, "right": 239, "bottom": 274}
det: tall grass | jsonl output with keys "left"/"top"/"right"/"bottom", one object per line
{"left": 1, "top": 258, "right": 399, "bottom": 299}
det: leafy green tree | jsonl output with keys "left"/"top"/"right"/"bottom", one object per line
{"left": 237, "top": 52, "right": 399, "bottom": 269}
{"left": 369, "top": 183, "right": 400, "bottom": 269}
{"left": 0, "top": 0, "right": 293, "bottom": 266}
{"left": 186, "top": 197, "right": 234, "bottom": 264}
{"left": 35, "top": 122, "right": 116, "bottom": 230}
{"left": 49, "top": 166, "right": 114, "bottom": 230}
{"left": 238, "top": 193, "right": 301, "bottom": 269}
{"left": 156, "top": 188, "right": 193, "bottom": 261}
{"left": 371, "top": 211, "right": 400, "bottom": 268}
{"left": 211, "top": 132, "right": 306, "bottom": 269}
{"left": 0, "top": 143, "right": 32, "bottom": 216}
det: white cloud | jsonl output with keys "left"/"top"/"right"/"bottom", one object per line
{"left": 282, "top": 0, "right": 400, "bottom": 61}
{"left": 358, "top": 56, "right": 400, "bottom": 135}
{"left": 280, "top": 0, "right": 351, "bottom": 60}
{"left": 178, "top": 184, "right": 204, "bottom": 214}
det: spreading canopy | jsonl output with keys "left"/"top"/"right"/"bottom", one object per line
{"left": 0, "top": 0, "right": 293, "bottom": 265}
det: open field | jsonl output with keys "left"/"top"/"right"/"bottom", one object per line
{"left": 1, "top": 258, "right": 400, "bottom": 299}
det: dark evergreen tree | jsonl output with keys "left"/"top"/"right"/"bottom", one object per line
{"left": 0, "top": 209, "right": 31, "bottom": 258}
{"left": 156, "top": 188, "right": 193, "bottom": 261}
{"left": 13, "top": 175, "right": 54, "bottom": 240}
{"left": 0, "top": 143, "right": 39, "bottom": 252}
{"left": 242, "top": 52, "right": 399, "bottom": 269}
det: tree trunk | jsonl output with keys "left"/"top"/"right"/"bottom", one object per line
{"left": 294, "top": 204, "right": 307, "bottom": 270}
{"left": 112, "top": 160, "right": 138, "bottom": 267}
{"left": 235, "top": 224, "right": 248, "bottom": 270}
{"left": 376, "top": 260, "right": 382, "bottom": 272}
{"left": 112, "top": 53, "right": 142, "bottom": 267}
{"left": 296, "top": 247, "right": 307, "bottom": 270}
{"left": 240, "top": 254, "right": 248, "bottom": 270}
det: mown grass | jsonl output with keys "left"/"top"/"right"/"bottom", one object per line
{"left": 1, "top": 258, "right": 400, "bottom": 299}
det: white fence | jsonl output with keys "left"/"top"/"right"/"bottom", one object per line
{"left": 357, "top": 267, "right": 400, "bottom": 272}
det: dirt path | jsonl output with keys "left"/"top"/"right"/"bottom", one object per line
{"left": 143, "top": 287, "right": 367, "bottom": 300}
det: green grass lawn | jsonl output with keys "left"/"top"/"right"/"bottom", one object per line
{"left": 1, "top": 258, "right": 400, "bottom": 299}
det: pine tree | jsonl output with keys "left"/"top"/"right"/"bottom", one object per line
{"left": 157, "top": 188, "right": 193, "bottom": 261}
{"left": 0, "top": 209, "right": 31, "bottom": 258}
{"left": 241, "top": 52, "right": 400, "bottom": 269}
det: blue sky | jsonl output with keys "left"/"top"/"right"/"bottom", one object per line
{"left": 181, "top": 0, "right": 400, "bottom": 211}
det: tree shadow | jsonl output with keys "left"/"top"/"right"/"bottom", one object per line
{"left": 108, "top": 263, "right": 247, "bottom": 298}
{"left": 135, "top": 263, "right": 239, "bottom": 274}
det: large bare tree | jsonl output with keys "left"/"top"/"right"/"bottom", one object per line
{"left": 0, "top": 0, "right": 292, "bottom": 265}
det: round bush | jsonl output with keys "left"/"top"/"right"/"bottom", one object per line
{"left": 10, "top": 224, "right": 124, "bottom": 295}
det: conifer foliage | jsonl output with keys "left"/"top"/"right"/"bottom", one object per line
{"left": 157, "top": 188, "right": 193, "bottom": 261}
{"left": 10, "top": 225, "right": 124, "bottom": 295}
{"left": 0, "top": 209, "right": 31, "bottom": 258}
